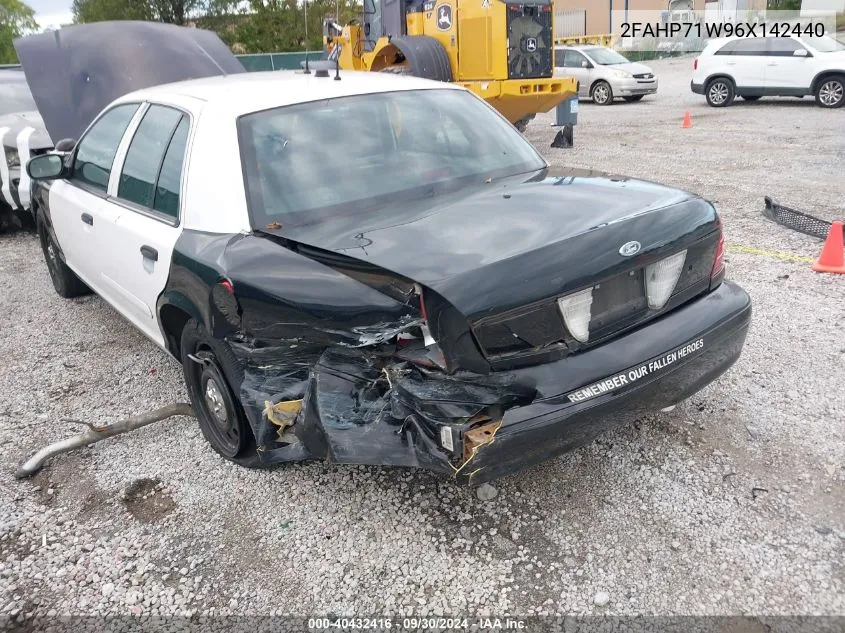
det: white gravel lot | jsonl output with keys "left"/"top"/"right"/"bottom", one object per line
{"left": 1, "top": 57, "right": 843, "bottom": 623}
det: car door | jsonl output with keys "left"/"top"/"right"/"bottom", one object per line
{"left": 764, "top": 37, "right": 814, "bottom": 91}
{"left": 100, "top": 104, "right": 190, "bottom": 346}
{"left": 562, "top": 49, "right": 593, "bottom": 98}
{"left": 46, "top": 103, "right": 141, "bottom": 286}
{"left": 727, "top": 38, "right": 770, "bottom": 89}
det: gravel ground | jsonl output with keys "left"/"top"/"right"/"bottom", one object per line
{"left": 1, "top": 57, "right": 843, "bottom": 623}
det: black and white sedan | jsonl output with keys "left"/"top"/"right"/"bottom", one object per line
{"left": 22, "top": 28, "right": 751, "bottom": 484}
{"left": 0, "top": 68, "right": 52, "bottom": 231}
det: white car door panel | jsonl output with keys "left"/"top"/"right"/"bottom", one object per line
{"left": 99, "top": 106, "right": 190, "bottom": 346}
{"left": 728, "top": 38, "right": 769, "bottom": 88}
{"left": 45, "top": 103, "right": 141, "bottom": 288}
{"left": 104, "top": 210, "right": 180, "bottom": 345}
{"left": 764, "top": 38, "right": 814, "bottom": 90}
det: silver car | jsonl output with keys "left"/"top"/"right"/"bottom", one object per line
{"left": 554, "top": 45, "right": 658, "bottom": 105}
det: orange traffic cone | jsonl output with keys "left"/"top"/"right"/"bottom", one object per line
{"left": 682, "top": 112, "right": 692, "bottom": 128}
{"left": 812, "top": 221, "right": 845, "bottom": 274}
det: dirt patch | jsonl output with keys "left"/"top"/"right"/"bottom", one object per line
{"left": 121, "top": 477, "right": 176, "bottom": 524}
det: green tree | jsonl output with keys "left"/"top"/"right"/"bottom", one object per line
{"left": 0, "top": 0, "right": 37, "bottom": 64}
{"left": 72, "top": 0, "right": 206, "bottom": 25}
{"left": 205, "top": 0, "right": 362, "bottom": 54}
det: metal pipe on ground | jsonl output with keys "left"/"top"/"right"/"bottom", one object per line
{"left": 15, "top": 403, "right": 195, "bottom": 479}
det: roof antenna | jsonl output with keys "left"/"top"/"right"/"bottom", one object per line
{"left": 303, "top": 0, "right": 311, "bottom": 74}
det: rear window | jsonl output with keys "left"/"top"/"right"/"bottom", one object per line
{"left": 237, "top": 89, "right": 546, "bottom": 228}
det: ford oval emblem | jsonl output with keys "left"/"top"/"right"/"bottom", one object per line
{"left": 619, "top": 241, "right": 641, "bottom": 257}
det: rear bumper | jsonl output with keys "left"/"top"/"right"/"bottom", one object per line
{"left": 251, "top": 282, "right": 751, "bottom": 484}
{"left": 455, "top": 281, "right": 751, "bottom": 484}
{"left": 691, "top": 80, "right": 705, "bottom": 95}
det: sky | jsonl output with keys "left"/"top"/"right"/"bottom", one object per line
{"left": 28, "top": 0, "right": 74, "bottom": 30}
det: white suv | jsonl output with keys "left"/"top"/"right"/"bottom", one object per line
{"left": 691, "top": 34, "right": 845, "bottom": 108}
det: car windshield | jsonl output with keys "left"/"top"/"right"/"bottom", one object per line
{"left": 0, "top": 74, "right": 37, "bottom": 116}
{"left": 238, "top": 89, "right": 547, "bottom": 228}
{"left": 585, "top": 47, "right": 630, "bottom": 65}
{"left": 800, "top": 35, "right": 845, "bottom": 52}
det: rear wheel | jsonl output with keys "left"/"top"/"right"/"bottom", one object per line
{"left": 591, "top": 80, "right": 613, "bottom": 105}
{"left": 623, "top": 95, "right": 645, "bottom": 102}
{"left": 180, "top": 319, "right": 260, "bottom": 467}
{"left": 815, "top": 76, "right": 845, "bottom": 108}
{"left": 38, "top": 224, "right": 89, "bottom": 298}
{"left": 705, "top": 78, "right": 735, "bottom": 107}
{"left": 741, "top": 95, "right": 761, "bottom": 101}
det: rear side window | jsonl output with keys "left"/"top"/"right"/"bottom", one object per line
{"left": 71, "top": 103, "right": 139, "bottom": 192}
{"left": 118, "top": 105, "right": 184, "bottom": 212}
{"left": 153, "top": 117, "right": 189, "bottom": 218}
{"left": 768, "top": 38, "right": 806, "bottom": 56}
{"left": 731, "top": 38, "right": 768, "bottom": 56}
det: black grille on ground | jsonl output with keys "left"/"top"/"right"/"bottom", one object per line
{"left": 763, "top": 196, "right": 832, "bottom": 240}
{"left": 506, "top": 2, "right": 553, "bottom": 79}
{"left": 472, "top": 238, "right": 718, "bottom": 370}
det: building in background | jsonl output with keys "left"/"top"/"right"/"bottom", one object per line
{"left": 554, "top": 0, "right": 771, "bottom": 37}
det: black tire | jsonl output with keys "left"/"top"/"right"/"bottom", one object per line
{"left": 591, "top": 80, "right": 614, "bottom": 105}
{"left": 180, "top": 319, "right": 260, "bottom": 467}
{"left": 814, "top": 75, "right": 845, "bottom": 109}
{"left": 741, "top": 95, "right": 761, "bottom": 101}
{"left": 623, "top": 95, "right": 645, "bottom": 102}
{"left": 705, "top": 77, "right": 735, "bottom": 107}
{"left": 389, "top": 36, "right": 453, "bottom": 82}
{"left": 38, "top": 223, "right": 89, "bottom": 298}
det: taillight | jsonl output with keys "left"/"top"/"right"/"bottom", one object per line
{"left": 711, "top": 219, "right": 726, "bottom": 280}
{"left": 645, "top": 250, "right": 687, "bottom": 310}
{"left": 694, "top": 57, "right": 698, "bottom": 71}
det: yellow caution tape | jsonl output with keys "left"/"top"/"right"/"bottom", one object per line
{"left": 727, "top": 244, "right": 814, "bottom": 264}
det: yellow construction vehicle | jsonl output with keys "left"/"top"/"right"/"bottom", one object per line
{"left": 322, "top": 0, "right": 577, "bottom": 130}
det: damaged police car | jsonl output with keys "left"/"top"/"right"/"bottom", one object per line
{"left": 19, "top": 23, "right": 750, "bottom": 484}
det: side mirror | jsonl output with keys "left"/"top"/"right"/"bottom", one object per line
{"left": 581, "top": 60, "right": 592, "bottom": 68}
{"left": 27, "top": 154, "right": 66, "bottom": 181}
{"left": 793, "top": 48, "right": 810, "bottom": 57}
{"left": 53, "top": 138, "right": 77, "bottom": 152}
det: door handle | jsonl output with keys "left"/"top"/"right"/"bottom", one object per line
{"left": 140, "top": 245, "right": 158, "bottom": 262}
{"left": 81, "top": 213, "right": 93, "bottom": 225}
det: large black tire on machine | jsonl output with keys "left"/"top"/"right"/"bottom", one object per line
{"left": 386, "top": 36, "right": 453, "bottom": 82}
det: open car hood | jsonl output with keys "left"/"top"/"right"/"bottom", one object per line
{"left": 14, "top": 21, "right": 244, "bottom": 142}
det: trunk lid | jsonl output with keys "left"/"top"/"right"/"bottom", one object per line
{"left": 278, "top": 172, "right": 718, "bottom": 320}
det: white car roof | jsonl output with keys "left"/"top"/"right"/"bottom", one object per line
{"left": 115, "top": 70, "right": 462, "bottom": 115}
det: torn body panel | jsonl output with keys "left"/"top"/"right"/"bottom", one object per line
{"left": 159, "top": 174, "right": 750, "bottom": 483}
